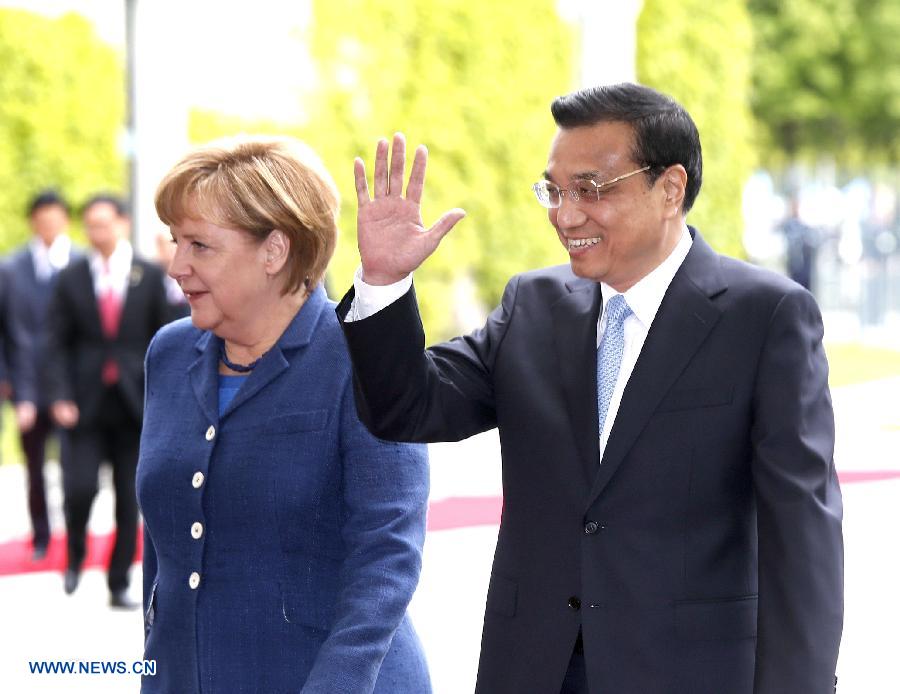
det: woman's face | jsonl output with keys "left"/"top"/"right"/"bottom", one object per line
{"left": 168, "top": 218, "right": 271, "bottom": 338}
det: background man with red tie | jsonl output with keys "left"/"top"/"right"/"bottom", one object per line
{"left": 45, "top": 194, "right": 169, "bottom": 608}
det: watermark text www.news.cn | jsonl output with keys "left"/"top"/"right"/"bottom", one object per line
{"left": 28, "top": 660, "right": 156, "bottom": 676}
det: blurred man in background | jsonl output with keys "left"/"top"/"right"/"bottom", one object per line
{"left": 0, "top": 262, "right": 36, "bottom": 465}
{"left": 44, "top": 194, "right": 168, "bottom": 609}
{"left": 778, "top": 194, "right": 820, "bottom": 291}
{"left": 6, "top": 190, "right": 77, "bottom": 561}
{"left": 155, "top": 228, "right": 190, "bottom": 321}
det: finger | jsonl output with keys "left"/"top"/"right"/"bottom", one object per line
{"left": 425, "top": 208, "right": 467, "bottom": 247}
{"left": 354, "top": 158, "right": 370, "bottom": 206}
{"left": 388, "top": 132, "right": 406, "bottom": 196}
{"left": 373, "top": 138, "right": 389, "bottom": 198}
{"left": 406, "top": 145, "right": 428, "bottom": 204}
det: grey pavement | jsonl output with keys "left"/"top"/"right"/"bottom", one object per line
{"left": 0, "top": 374, "right": 898, "bottom": 693}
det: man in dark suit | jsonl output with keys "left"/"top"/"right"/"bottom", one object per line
{"left": 337, "top": 84, "right": 843, "bottom": 693}
{"left": 6, "top": 190, "right": 77, "bottom": 560}
{"left": 45, "top": 194, "right": 169, "bottom": 608}
{"left": 0, "top": 262, "right": 37, "bottom": 463}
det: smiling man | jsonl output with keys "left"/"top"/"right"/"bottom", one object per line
{"left": 338, "top": 83, "right": 844, "bottom": 693}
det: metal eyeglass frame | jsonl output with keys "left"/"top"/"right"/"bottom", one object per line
{"left": 532, "top": 165, "right": 651, "bottom": 208}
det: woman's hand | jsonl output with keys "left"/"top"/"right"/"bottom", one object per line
{"left": 354, "top": 132, "right": 465, "bottom": 286}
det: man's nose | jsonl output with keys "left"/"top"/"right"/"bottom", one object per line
{"left": 554, "top": 195, "right": 587, "bottom": 229}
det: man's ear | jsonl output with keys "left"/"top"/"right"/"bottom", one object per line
{"left": 265, "top": 229, "right": 290, "bottom": 275}
{"left": 661, "top": 165, "right": 687, "bottom": 218}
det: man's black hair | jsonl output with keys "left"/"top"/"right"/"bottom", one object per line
{"left": 27, "top": 189, "right": 71, "bottom": 217}
{"left": 551, "top": 83, "right": 703, "bottom": 213}
{"left": 82, "top": 193, "right": 129, "bottom": 217}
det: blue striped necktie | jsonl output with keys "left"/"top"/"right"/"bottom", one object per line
{"left": 597, "top": 294, "right": 632, "bottom": 439}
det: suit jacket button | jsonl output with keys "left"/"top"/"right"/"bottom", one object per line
{"left": 584, "top": 521, "right": 599, "bottom": 535}
{"left": 190, "top": 522, "right": 203, "bottom": 539}
{"left": 205, "top": 425, "right": 216, "bottom": 441}
{"left": 189, "top": 572, "right": 201, "bottom": 589}
{"left": 568, "top": 596, "right": 581, "bottom": 610}
{"left": 192, "top": 472, "right": 205, "bottom": 488}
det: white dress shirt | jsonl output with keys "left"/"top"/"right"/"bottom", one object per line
{"left": 347, "top": 226, "right": 693, "bottom": 459}
{"left": 89, "top": 239, "right": 133, "bottom": 302}
{"left": 595, "top": 228, "right": 692, "bottom": 458}
{"left": 29, "top": 234, "right": 72, "bottom": 281}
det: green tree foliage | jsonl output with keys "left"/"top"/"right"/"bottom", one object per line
{"left": 637, "top": 0, "right": 754, "bottom": 257}
{"left": 302, "top": 0, "right": 575, "bottom": 339}
{"left": 750, "top": 0, "right": 900, "bottom": 166}
{"left": 0, "top": 9, "right": 124, "bottom": 250}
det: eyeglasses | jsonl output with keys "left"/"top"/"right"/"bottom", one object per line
{"left": 532, "top": 165, "right": 651, "bottom": 209}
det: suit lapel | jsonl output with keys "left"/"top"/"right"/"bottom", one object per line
{"left": 118, "top": 260, "right": 146, "bottom": 338}
{"left": 551, "top": 278, "right": 604, "bottom": 487}
{"left": 71, "top": 259, "right": 104, "bottom": 335}
{"left": 189, "top": 331, "right": 220, "bottom": 426}
{"left": 585, "top": 231, "right": 727, "bottom": 507}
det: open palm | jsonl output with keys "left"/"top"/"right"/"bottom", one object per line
{"left": 355, "top": 133, "right": 465, "bottom": 286}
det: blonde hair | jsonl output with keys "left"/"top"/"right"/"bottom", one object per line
{"left": 155, "top": 135, "right": 339, "bottom": 294}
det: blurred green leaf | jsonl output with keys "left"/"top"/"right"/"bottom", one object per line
{"left": 0, "top": 9, "right": 125, "bottom": 250}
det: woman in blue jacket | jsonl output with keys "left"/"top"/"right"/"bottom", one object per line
{"left": 137, "top": 136, "right": 431, "bottom": 693}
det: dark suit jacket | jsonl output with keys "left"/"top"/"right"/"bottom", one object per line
{"left": 0, "top": 261, "right": 36, "bottom": 403}
{"left": 337, "top": 229, "right": 843, "bottom": 694}
{"left": 44, "top": 255, "right": 169, "bottom": 426}
{"left": 6, "top": 244, "right": 77, "bottom": 408}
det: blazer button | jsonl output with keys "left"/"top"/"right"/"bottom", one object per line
{"left": 189, "top": 572, "right": 201, "bottom": 589}
{"left": 190, "top": 522, "right": 203, "bottom": 539}
{"left": 568, "top": 596, "right": 581, "bottom": 611}
{"left": 205, "top": 425, "right": 216, "bottom": 441}
{"left": 584, "top": 521, "right": 599, "bottom": 535}
{"left": 192, "top": 471, "right": 205, "bottom": 489}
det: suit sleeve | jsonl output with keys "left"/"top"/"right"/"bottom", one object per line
{"left": 299, "top": 377, "right": 429, "bottom": 694}
{"left": 750, "top": 287, "right": 843, "bottom": 692}
{"left": 1, "top": 267, "right": 37, "bottom": 403}
{"left": 336, "top": 276, "right": 519, "bottom": 443}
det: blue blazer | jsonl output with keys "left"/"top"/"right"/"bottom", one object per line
{"left": 137, "top": 286, "right": 431, "bottom": 694}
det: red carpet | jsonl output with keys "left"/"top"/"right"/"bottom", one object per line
{"left": 0, "top": 469, "right": 893, "bottom": 578}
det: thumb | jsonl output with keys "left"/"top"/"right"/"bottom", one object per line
{"left": 425, "top": 208, "right": 466, "bottom": 246}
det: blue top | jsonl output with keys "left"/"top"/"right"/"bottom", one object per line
{"left": 136, "top": 286, "right": 431, "bottom": 694}
{"left": 217, "top": 374, "right": 246, "bottom": 417}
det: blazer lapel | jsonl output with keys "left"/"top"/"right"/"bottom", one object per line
{"left": 71, "top": 259, "right": 104, "bottom": 336}
{"left": 585, "top": 231, "right": 727, "bottom": 507}
{"left": 117, "top": 260, "right": 146, "bottom": 338}
{"left": 189, "top": 331, "right": 220, "bottom": 426}
{"left": 551, "top": 277, "right": 604, "bottom": 487}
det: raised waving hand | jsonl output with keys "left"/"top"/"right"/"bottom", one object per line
{"left": 354, "top": 133, "right": 466, "bottom": 286}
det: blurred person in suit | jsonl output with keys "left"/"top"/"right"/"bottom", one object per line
{"left": 45, "top": 193, "right": 169, "bottom": 608}
{"left": 154, "top": 228, "right": 190, "bottom": 322}
{"left": 338, "top": 83, "right": 843, "bottom": 693}
{"left": 0, "top": 262, "right": 37, "bottom": 464}
{"left": 137, "top": 136, "right": 430, "bottom": 693}
{"left": 6, "top": 190, "right": 77, "bottom": 560}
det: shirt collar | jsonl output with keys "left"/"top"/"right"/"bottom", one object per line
{"left": 90, "top": 239, "right": 132, "bottom": 275}
{"left": 600, "top": 224, "right": 692, "bottom": 329}
{"left": 30, "top": 234, "right": 72, "bottom": 271}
